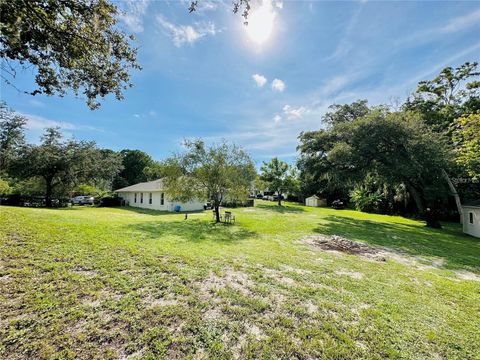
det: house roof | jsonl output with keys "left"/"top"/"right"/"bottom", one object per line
{"left": 462, "top": 200, "right": 480, "bottom": 208}
{"left": 114, "top": 179, "right": 164, "bottom": 193}
{"left": 306, "top": 195, "right": 320, "bottom": 199}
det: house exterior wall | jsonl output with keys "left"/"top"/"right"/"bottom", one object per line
{"left": 462, "top": 207, "right": 480, "bottom": 238}
{"left": 117, "top": 191, "right": 204, "bottom": 212}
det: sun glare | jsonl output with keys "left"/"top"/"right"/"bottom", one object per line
{"left": 245, "top": 1, "right": 276, "bottom": 45}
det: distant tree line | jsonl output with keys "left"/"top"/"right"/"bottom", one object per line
{"left": 1, "top": 62, "right": 479, "bottom": 228}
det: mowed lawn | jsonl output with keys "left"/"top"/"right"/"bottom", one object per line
{"left": 1, "top": 201, "right": 479, "bottom": 359}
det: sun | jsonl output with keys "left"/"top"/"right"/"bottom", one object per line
{"left": 245, "top": 1, "right": 276, "bottom": 45}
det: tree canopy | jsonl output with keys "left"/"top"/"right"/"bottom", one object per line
{"left": 0, "top": 102, "right": 27, "bottom": 172}
{"left": 0, "top": 0, "right": 140, "bottom": 109}
{"left": 10, "top": 127, "right": 123, "bottom": 206}
{"left": 260, "top": 157, "right": 296, "bottom": 206}
{"left": 322, "top": 99, "right": 371, "bottom": 126}
{"left": 161, "top": 139, "right": 256, "bottom": 222}
{"left": 451, "top": 113, "right": 480, "bottom": 178}
{"left": 113, "top": 150, "right": 155, "bottom": 190}
{"left": 298, "top": 109, "right": 451, "bottom": 227}
{"left": 404, "top": 62, "right": 480, "bottom": 133}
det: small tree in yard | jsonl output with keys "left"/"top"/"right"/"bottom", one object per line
{"left": 260, "top": 157, "right": 296, "bottom": 206}
{"left": 162, "top": 140, "right": 256, "bottom": 223}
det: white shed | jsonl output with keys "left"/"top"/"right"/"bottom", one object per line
{"left": 462, "top": 200, "right": 480, "bottom": 238}
{"left": 115, "top": 179, "right": 204, "bottom": 212}
{"left": 305, "top": 195, "right": 327, "bottom": 207}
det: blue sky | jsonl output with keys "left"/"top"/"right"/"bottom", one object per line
{"left": 2, "top": 0, "right": 480, "bottom": 166}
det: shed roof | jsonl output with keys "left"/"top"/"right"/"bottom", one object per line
{"left": 306, "top": 195, "right": 320, "bottom": 200}
{"left": 462, "top": 199, "right": 480, "bottom": 208}
{"left": 114, "top": 179, "right": 164, "bottom": 193}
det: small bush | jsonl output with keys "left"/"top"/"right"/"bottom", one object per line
{"left": 350, "top": 187, "right": 384, "bottom": 213}
{"left": 98, "top": 196, "right": 122, "bottom": 207}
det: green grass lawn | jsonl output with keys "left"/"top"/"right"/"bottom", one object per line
{"left": 1, "top": 201, "right": 479, "bottom": 359}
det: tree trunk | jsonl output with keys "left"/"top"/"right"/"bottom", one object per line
{"left": 406, "top": 183, "right": 442, "bottom": 228}
{"left": 425, "top": 208, "right": 442, "bottom": 229}
{"left": 277, "top": 191, "right": 282, "bottom": 206}
{"left": 214, "top": 205, "right": 220, "bottom": 223}
{"left": 406, "top": 184, "right": 424, "bottom": 214}
{"left": 442, "top": 169, "right": 462, "bottom": 223}
{"left": 45, "top": 179, "right": 53, "bottom": 207}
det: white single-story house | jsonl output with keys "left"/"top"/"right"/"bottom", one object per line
{"left": 305, "top": 195, "right": 327, "bottom": 207}
{"left": 115, "top": 179, "right": 204, "bottom": 212}
{"left": 462, "top": 200, "right": 480, "bottom": 238}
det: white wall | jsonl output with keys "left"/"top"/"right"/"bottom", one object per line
{"left": 305, "top": 197, "right": 316, "bottom": 207}
{"left": 463, "top": 207, "right": 480, "bottom": 238}
{"left": 305, "top": 197, "right": 326, "bottom": 207}
{"left": 117, "top": 191, "right": 204, "bottom": 212}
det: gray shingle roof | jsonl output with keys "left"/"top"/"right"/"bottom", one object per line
{"left": 114, "top": 179, "right": 164, "bottom": 192}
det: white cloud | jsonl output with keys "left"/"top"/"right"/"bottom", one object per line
{"left": 133, "top": 110, "right": 158, "bottom": 119}
{"left": 320, "top": 75, "right": 351, "bottom": 96}
{"left": 283, "top": 105, "right": 307, "bottom": 119}
{"left": 118, "top": 0, "right": 149, "bottom": 33}
{"left": 252, "top": 74, "right": 267, "bottom": 87}
{"left": 273, "top": 114, "right": 282, "bottom": 123}
{"left": 196, "top": 0, "right": 218, "bottom": 12}
{"left": 23, "top": 113, "right": 78, "bottom": 131}
{"left": 21, "top": 113, "right": 101, "bottom": 133}
{"left": 442, "top": 9, "right": 480, "bottom": 33}
{"left": 29, "top": 99, "right": 45, "bottom": 108}
{"left": 271, "top": 78, "right": 286, "bottom": 92}
{"left": 156, "top": 15, "right": 217, "bottom": 47}
{"left": 395, "top": 10, "right": 480, "bottom": 48}
{"left": 275, "top": 1, "right": 283, "bottom": 9}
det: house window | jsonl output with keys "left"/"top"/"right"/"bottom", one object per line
{"left": 149, "top": 193, "right": 152, "bottom": 204}
{"left": 160, "top": 192, "right": 164, "bottom": 205}
{"left": 140, "top": 193, "right": 143, "bottom": 204}
{"left": 134, "top": 193, "right": 137, "bottom": 203}
{"left": 470, "top": 212, "right": 474, "bottom": 224}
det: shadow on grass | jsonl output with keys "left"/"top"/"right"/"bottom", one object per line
{"left": 314, "top": 215, "right": 480, "bottom": 271}
{"left": 126, "top": 219, "right": 256, "bottom": 243}
{"left": 255, "top": 203, "right": 305, "bottom": 213}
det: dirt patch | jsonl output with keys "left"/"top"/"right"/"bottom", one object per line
{"left": 302, "top": 235, "right": 381, "bottom": 257}
{"left": 202, "top": 307, "right": 223, "bottom": 320}
{"left": 245, "top": 323, "right": 264, "bottom": 340}
{"left": 304, "top": 300, "right": 318, "bottom": 314}
{"left": 455, "top": 270, "right": 480, "bottom": 282}
{"left": 302, "top": 235, "right": 480, "bottom": 279}
{"left": 335, "top": 270, "right": 363, "bottom": 280}
{"left": 281, "top": 265, "right": 312, "bottom": 275}
{"left": 143, "top": 296, "right": 180, "bottom": 308}
{"left": 201, "top": 268, "right": 255, "bottom": 297}
{"left": 71, "top": 266, "right": 98, "bottom": 277}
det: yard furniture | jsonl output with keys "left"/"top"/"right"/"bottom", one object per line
{"left": 224, "top": 211, "right": 235, "bottom": 224}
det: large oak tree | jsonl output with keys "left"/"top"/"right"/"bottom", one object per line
{"left": 11, "top": 127, "right": 123, "bottom": 206}
{"left": 298, "top": 110, "right": 451, "bottom": 227}
{"left": 1, "top": 0, "right": 140, "bottom": 109}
